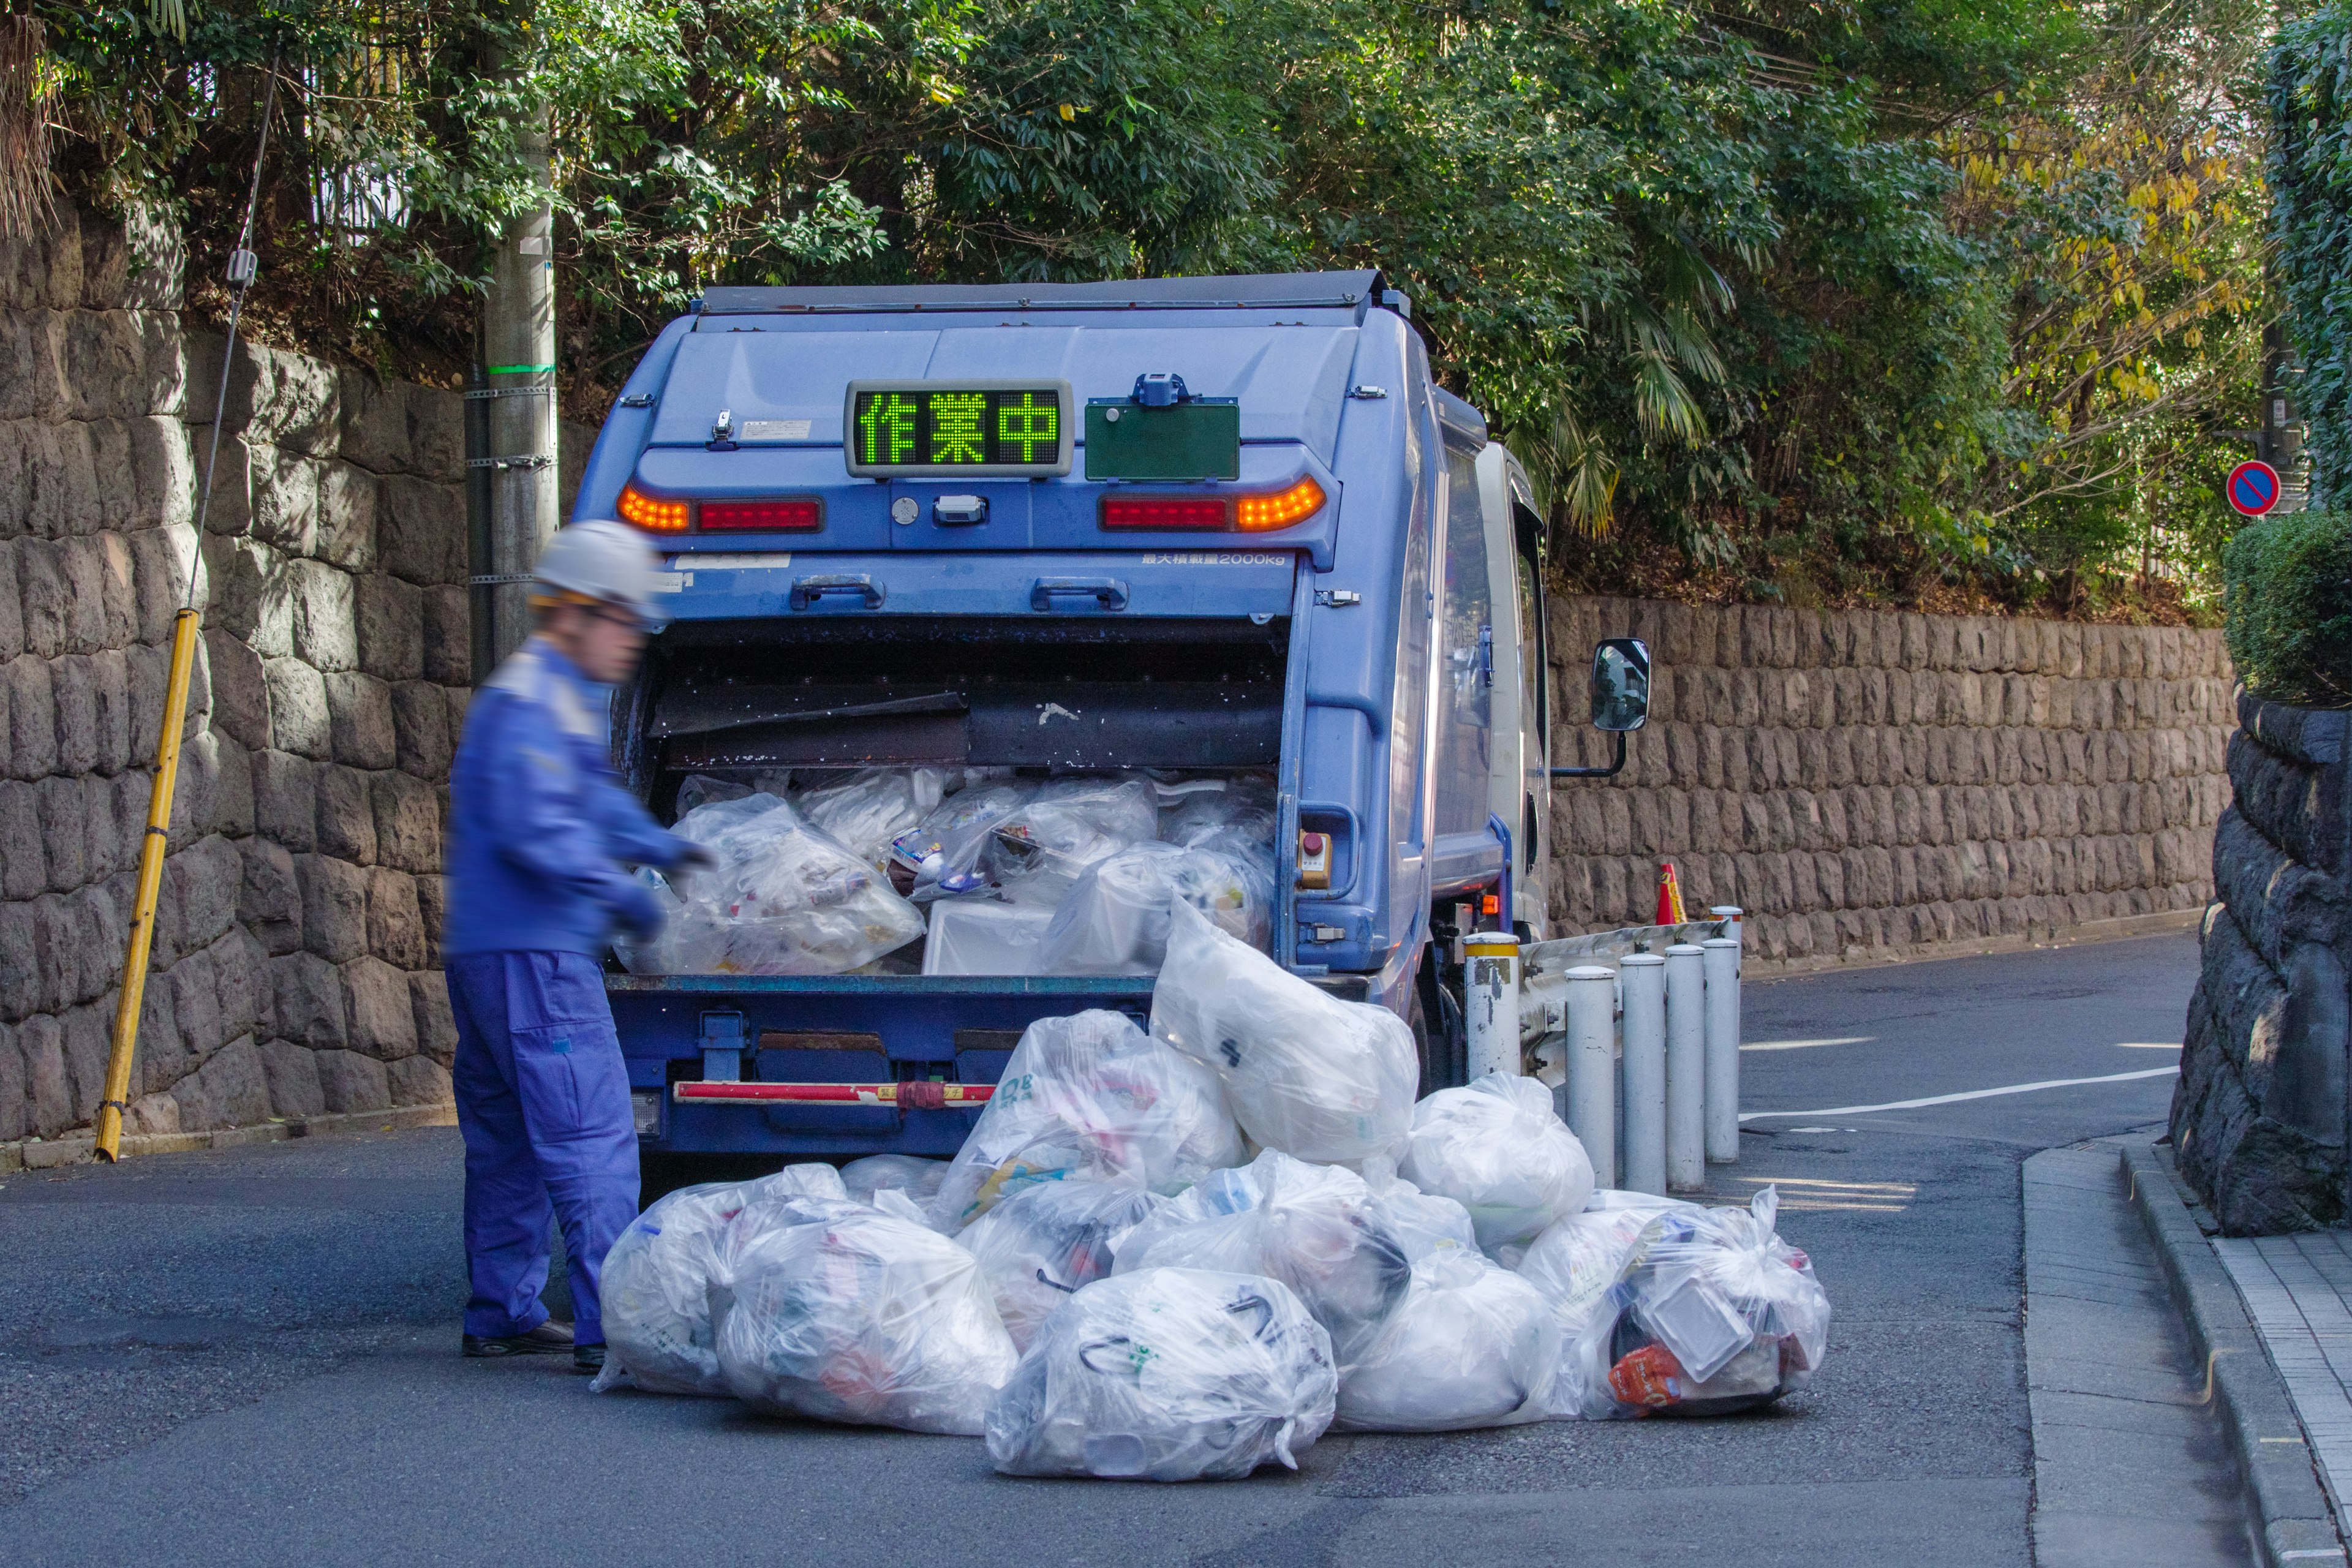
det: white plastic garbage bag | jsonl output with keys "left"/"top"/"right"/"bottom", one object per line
{"left": 675, "top": 773, "right": 753, "bottom": 815}
{"left": 958, "top": 1180, "right": 1163, "bottom": 1349}
{"left": 1360, "top": 1158, "right": 1480, "bottom": 1264}
{"left": 840, "top": 1154, "right": 948, "bottom": 1207}
{"left": 1334, "top": 1247, "right": 1561, "bottom": 1431}
{"left": 985, "top": 776, "right": 1160, "bottom": 900}
{"left": 796, "top": 766, "right": 948, "bottom": 872}
{"left": 661, "top": 793, "right": 925, "bottom": 974}
{"left": 1398, "top": 1075, "right": 1597, "bottom": 1254}
{"left": 1110, "top": 1150, "right": 1412, "bottom": 1366}
{"left": 1523, "top": 1187, "right": 1830, "bottom": 1419}
{"left": 891, "top": 780, "right": 1039, "bottom": 900}
{"left": 1158, "top": 777, "right": 1276, "bottom": 849}
{"left": 594, "top": 1163, "right": 853, "bottom": 1396}
{"left": 612, "top": 866, "right": 731, "bottom": 976}
{"left": 985, "top": 1267, "right": 1336, "bottom": 1480}
{"left": 712, "top": 1201, "right": 1019, "bottom": 1435}
{"left": 933, "top": 1010, "right": 1243, "bottom": 1231}
{"left": 1037, "top": 841, "right": 1275, "bottom": 974}
{"left": 1150, "top": 900, "right": 1419, "bottom": 1163}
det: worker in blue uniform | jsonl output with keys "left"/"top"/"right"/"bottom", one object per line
{"left": 442, "top": 518, "right": 711, "bottom": 1373}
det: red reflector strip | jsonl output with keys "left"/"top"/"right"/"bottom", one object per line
{"left": 617, "top": 483, "right": 689, "bottom": 533}
{"left": 700, "top": 498, "right": 823, "bottom": 532}
{"left": 1101, "top": 496, "right": 1231, "bottom": 530}
{"left": 671, "top": 1081, "right": 994, "bottom": 1106}
{"left": 1236, "top": 475, "right": 1325, "bottom": 532}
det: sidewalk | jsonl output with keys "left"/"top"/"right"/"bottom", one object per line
{"left": 2215, "top": 1232, "right": 2352, "bottom": 1539}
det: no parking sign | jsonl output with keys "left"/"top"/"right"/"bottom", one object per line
{"left": 2228, "top": 459, "right": 2282, "bottom": 517}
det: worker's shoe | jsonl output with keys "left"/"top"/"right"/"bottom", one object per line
{"left": 573, "top": 1343, "right": 606, "bottom": 1376}
{"left": 462, "top": 1321, "right": 575, "bottom": 1359}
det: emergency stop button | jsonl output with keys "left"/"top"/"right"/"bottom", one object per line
{"left": 1297, "top": 830, "right": 1332, "bottom": 891}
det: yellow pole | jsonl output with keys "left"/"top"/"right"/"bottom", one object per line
{"left": 94, "top": 606, "right": 202, "bottom": 1162}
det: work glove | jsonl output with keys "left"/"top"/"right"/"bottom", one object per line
{"left": 614, "top": 879, "right": 668, "bottom": 946}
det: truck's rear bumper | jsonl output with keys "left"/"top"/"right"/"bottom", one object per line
{"left": 607, "top": 973, "right": 1155, "bottom": 1158}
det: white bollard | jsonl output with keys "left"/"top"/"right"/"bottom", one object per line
{"left": 1703, "top": 937, "right": 1741, "bottom": 1163}
{"left": 1619, "top": 953, "right": 1667, "bottom": 1196}
{"left": 1664, "top": 944, "right": 1706, "bottom": 1191}
{"left": 1461, "top": 932, "right": 1522, "bottom": 1081}
{"left": 1710, "top": 906, "right": 1743, "bottom": 972}
{"left": 1563, "top": 965, "right": 1617, "bottom": 1188}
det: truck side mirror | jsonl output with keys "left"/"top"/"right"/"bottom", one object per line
{"left": 1589, "top": 637, "right": 1650, "bottom": 731}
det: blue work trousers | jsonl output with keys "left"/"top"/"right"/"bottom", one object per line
{"left": 446, "top": 951, "right": 639, "bottom": 1346}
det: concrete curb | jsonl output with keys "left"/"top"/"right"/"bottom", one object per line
{"left": 2122, "top": 1142, "right": 2346, "bottom": 1567}
{"left": 1743, "top": 906, "right": 2205, "bottom": 981}
{"left": 0, "top": 1102, "right": 458, "bottom": 1175}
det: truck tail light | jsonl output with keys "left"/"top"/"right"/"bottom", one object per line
{"left": 1101, "top": 496, "right": 1229, "bottom": 530}
{"left": 617, "top": 481, "right": 689, "bottom": 533}
{"left": 699, "top": 498, "right": 823, "bottom": 532}
{"left": 1236, "top": 475, "right": 1325, "bottom": 531}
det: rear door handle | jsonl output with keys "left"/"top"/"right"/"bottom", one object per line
{"left": 790, "top": 574, "right": 884, "bottom": 610}
{"left": 1031, "top": 577, "right": 1128, "bottom": 612}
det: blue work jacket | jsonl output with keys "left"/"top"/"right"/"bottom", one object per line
{"left": 443, "top": 636, "right": 690, "bottom": 958}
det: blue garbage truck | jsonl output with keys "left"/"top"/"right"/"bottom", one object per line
{"left": 575, "top": 270, "right": 1650, "bottom": 1178}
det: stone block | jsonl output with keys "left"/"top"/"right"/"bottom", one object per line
{"left": 0, "top": 901, "right": 33, "bottom": 1022}
{"left": 377, "top": 474, "right": 467, "bottom": 586}
{"left": 365, "top": 865, "right": 425, "bottom": 970}
{"left": 203, "top": 628, "right": 269, "bottom": 750}
{"left": 247, "top": 442, "right": 322, "bottom": 556}
{"left": 343, "top": 954, "right": 418, "bottom": 1060}
{"left": 325, "top": 671, "right": 397, "bottom": 768}
{"left": 287, "top": 559, "right": 358, "bottom": 671}
{"left": 314, "top": 763, "right": 379, "bottom": 864}
{"left": 63, "top": 309, "right": 151, "bottom": 423}
{"left": 297, "top": 851, "right": 371, "bottom": 963}
{"left": 317, "top": 462, "right": 379, "bottom": 571}
{"left": 0, "top": 208, "right": 83, "bottom": 311}
{"left": 390, "top": 1054, "right": 453, "bottom": 1107}
{"left": 0, "top": 309, "right": 67, "bottom": 423}
{"left": 168, "top": 943, "right": 225, "bottom": 1063}
{"left": 415, "top": 873, "right": 448, "bottom": 967}
{"left": 391, "top": 680, "right": 453, "bottom": 780}
{"left": 34, "top": 773, "right": 86, "bottom": 892}
{"left": 421, "top": 586, "right": 471, "bottom": 686}
{"left": 355, "top": 573, "right": 424, "bottom": 682}
{"left": 0, "top": 1025, "right": 24, "bottom": 1142}
{"left": 372, "top": 771, "right": 442, "bottom": 874}
{"left": 270, "top": 951, "right": 346, "bottom": 1050}
{"left": 128, "top": 418, "right": 194, "bottom": 533}
{"left": 252, "top": 748, "right": 318, "bottom": 851}
{"left": 411, "top": 970, "right": 457, "bottom": 1066}
{"left": 209, "top": 925, "right": 270, "bottom": 1042}
{"left": 50, "top": 652, "right": 97, "bottom": 774}
{"left": 21, "top": 1014, "right": 70, "bottom": 1136}
{"left": 173, "top": 1035, "right": 272, "bottom": 1131}
{"left": 263, "top": 656, "right": 331, "bottom": 759}
{"left": 59, "top": 997, "right": 110, "bottom": 1121}
{"left": 162, "top": 834, "right": 240, "bottom": 962}
{"left": 244, "top": 344, "right": 343, "bottom": 456}
{"left": 258, "top": 1039, "right": 328, "bottom": 1118}
{"left": 239, "top": 836, "right": 303, "bottom": 954}
{"left": 198, "top": 535, "right": 286, "bottom": 655}
{"left": 0, "top": 778, "right": 39, "bottom": 898}
{"left": 315, "top": 1048, "right": 390, "bottom": 1114}
{"left": 28, "top": 891, "right": 80, "bottom": 1012}
{"left": 16, "top": 534, "right": 66, "bottom": 657}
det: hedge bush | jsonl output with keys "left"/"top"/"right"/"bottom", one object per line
{"left": 2225, "top": 510, "right": 2352, "bottom": 707}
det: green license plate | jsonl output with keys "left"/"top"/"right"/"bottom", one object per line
{"left": 1084, "top": 399, "right": 1240, "bottom": 481}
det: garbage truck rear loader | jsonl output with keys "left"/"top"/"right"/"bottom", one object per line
{"left": 573, "top": 272, "right": 1649, "bottom": 1174}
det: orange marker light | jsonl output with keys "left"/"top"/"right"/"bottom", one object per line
{"left": 617, "top": 482, "right": 689, "bottom": 533}
{"left": 1235, "top": 475, "right": 1325, "bottom": 532}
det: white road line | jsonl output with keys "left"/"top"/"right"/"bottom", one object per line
{"left": 1741, "top": 1035, "right": 1874, "bottom": 1053}
{"left": 1739, "top": 1066, "right": 2179, "bottom": 1121}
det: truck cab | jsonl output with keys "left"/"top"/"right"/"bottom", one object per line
{"left": 574, "top": 270, "right": 1629, "bottom": 1168}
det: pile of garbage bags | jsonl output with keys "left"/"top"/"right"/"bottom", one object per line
{"left": 595, "top": 956, "right": 1832, "bottom": 1480}
{"left": 617, "top": 766, "right": 1279, "bottom": 979}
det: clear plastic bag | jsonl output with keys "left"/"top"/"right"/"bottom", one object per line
{"left": 1038, "top": 841, "right": 1275, "bottom": 975}
{"left": 1158, "top": 777, "right": 1277, "bottom": 850}
{"left": 891, "top": 781, "right": 1039, "bottom": 900}
{"left": 1525, "top": 1187, "right": 1830, "bottom": 1419}
{"left": 712, "top": 1200, "right": 1018, "bottom": 1435}
{"left": 594, "top": 1163, "right": 853, "bottom": 1396}
{"left": 958, "top": 1180, "right": 1164, "bottom": 1349}
{"left": 795, "top": 766, "right": 948, "bottom": 872}
{"left": 674, "top": 773, "right": 753, "bottom": 816}
{"left": 1398, "top": 1075, "right": 1597, "bottom": 1254}
{"left": 1110, "top": 1150, "right": 1413, "bottom": 1368}
{"left": 840, "top": 1154, "right": 948, "bottom": 1207}
{"left": 661, "top": 793, "right": 925, "bottom": 975}
{"left": 1333, "top": 1247, "right": 1561, "bottom": 1431}
{"left": 984, "top": 776, "right": 1160, "bottom": 901}
{"left": 932, "top": 1009, "right": 1244, "bottom": 1231}
{"left": 1150, "top": 900, "right": 1419, "bottom": 1163}
{"left": 985, "top": 1267, "right": 1337, "bottom": 1480}
{"left": 612, "top": 867, "right": 731, "bottom": 977}
{"left": 1360, "top": 1158, "right": 1481, "bottom": 1264}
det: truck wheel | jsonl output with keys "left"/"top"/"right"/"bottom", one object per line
{"left": 1412, "top": 949, "right": 1468, "bottom": 1098}
{"left": 638, "top": 1150, "right": 789, "bottom": 1210}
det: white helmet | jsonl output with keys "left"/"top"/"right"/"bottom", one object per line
{"left": 533, "top": 518, "right": 660, "bottom": 622}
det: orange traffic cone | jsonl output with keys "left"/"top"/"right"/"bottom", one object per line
{"left": 1656, "top": 862, "right": 1689, "bottom": 926}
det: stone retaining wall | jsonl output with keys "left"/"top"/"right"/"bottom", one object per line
{"left": 1543, "top": 597, "right": 2234, "bottom": 964}
{"left": 2173, "top": 696, "right": 2352, "bottom": 1233}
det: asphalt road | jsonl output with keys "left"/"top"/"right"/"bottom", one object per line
{"left": 1, "top": 930, "right": 2203, "bottom": 1567}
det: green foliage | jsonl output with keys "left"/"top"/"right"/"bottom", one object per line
{"left": 2225, "top": 509, "right": 2352, "bottom": 706}
{"left": 2274, "top": 7, "right": 2352, "bottom": 511}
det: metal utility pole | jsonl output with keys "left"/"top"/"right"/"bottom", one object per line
{"left": 470, "top": 32, "right": 558, "bottom": 676}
